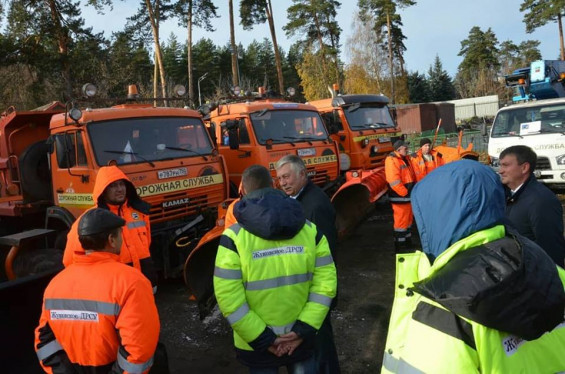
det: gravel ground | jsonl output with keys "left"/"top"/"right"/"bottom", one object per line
{"left": 156, "top": 201, "right": 398, "bottom": 373}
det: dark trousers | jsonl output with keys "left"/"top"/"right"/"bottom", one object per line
{"left": 314, "top": 314, "right": 340, "bottom": 374}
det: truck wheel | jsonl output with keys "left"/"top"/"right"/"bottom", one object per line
{"left": 19, "top": 140, "right": 52, "bottom": 202}
{"left": 12, "top": 248, "right": 63, "bottom": 278}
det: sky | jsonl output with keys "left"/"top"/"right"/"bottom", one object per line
{"left": 82, "top": 0, "right": 560, "bottom": 78}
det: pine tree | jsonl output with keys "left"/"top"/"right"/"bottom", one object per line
{"left": 427, "top": 55, "right": 455, "bottom": 101}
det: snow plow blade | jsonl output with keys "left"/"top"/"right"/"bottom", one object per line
{"left": 435, "top": 144, "right": 479, "bottom": 163}
{"left": 332, "top": 167, "right": 388, "bottom": 239}
{"left": 183, "top": 225, "right": 223, "bottom": 318}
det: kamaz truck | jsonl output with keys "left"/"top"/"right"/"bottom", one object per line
{"left": 309, "top": 86, "right": 396, "bottom": 236}
{"left": 489, "top": 60, "right": 565, "bottom": 189}
{"left": 184, "top": 88, "right": 342, "bottom": 314}
{"left": 0, "top": 85, "right": 229, "bottom": 368}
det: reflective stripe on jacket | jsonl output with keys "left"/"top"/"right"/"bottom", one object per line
{"left": 214, "top": 221, "right": 337, "bottom": 352}
{"left": 35, "top": 252, "right": 159, "bottom": 373}
{"left": 382, "top": 226, "right": 565, "bottom": 374}
{"left": 385, "top": 152, "right": 416, "bottom": 202}
{"left": 410, "top": 149, "right": 444, "bottom": 182}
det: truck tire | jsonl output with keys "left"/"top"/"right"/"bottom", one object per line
{"left": 19, "top": 140, "right": 52, "bottom": 202}
{"left": 12, "top": 248, "right": 63, "bottom": 278}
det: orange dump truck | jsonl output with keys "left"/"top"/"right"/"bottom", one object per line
{"left": 0, "top": 86, "right": 229, "bottom": 364}
{"left": 184, "top": 92, "right": 342, "bottom": 314}
{"left": 309, "top": 92, "right": 400, "bottom": 235}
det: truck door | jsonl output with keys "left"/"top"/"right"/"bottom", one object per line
{"left": 50, "top": 130, "right": 96, "bottom": 218}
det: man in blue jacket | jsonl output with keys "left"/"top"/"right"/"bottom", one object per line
{"left": 499, "top": 145, "right": 565, "bottom": 266}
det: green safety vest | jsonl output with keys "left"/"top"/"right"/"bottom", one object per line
{"left": 214, "top": 221, "right": 337, "bottom": 351}
{"left": 382, "top": 225, "right": 565, "bottom": 374}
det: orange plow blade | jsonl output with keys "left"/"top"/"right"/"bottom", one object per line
{"left": 331, "top": 167, "right": 388, "bottom": 239}
{"left": 183, "top": 224, "right": 223, "bottom": 318}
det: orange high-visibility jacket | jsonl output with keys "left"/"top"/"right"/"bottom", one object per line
{"left": 63, "top": 166, "right": 154, "bottom": 284}
{"left": 224, "top": 198, "right": 240, "bottom": 228}
{"left": 411, "top": 149, "right": 445, "bottom": 182}
{"left": 385, "top": 151, "right": 416, "bottom": 203}
{"left": 35, "top": 251, "right": 159, "bottom": 373}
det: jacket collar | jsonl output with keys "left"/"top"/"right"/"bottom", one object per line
{"left": 73, "top": 251, "right": 121, "bottom": 264}
{"left": 505, "top": 173, "right": 534, "bottom": 203}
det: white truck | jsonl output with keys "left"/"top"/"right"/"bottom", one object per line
{"left": 488, "top": 60, "right": 565, "bottom": 189}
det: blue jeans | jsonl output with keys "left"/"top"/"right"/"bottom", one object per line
{"left": 248, "top": 356, "right": 316, "bottom": 374}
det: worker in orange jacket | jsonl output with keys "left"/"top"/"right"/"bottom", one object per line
{"left": 411, "top": 138, "right": 445, "bottom": 182}
{"left": 63, "top": 166, "right": 157, "bottom": 289}
{"left": 385, "top": 140, "right": 417, "bottom": 251}
{"left": 35, "top": 208, "right": 160, "bottom": 373}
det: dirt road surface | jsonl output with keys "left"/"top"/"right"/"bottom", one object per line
{"left": 156, "top": 201, "right": 397, "bottom": 373}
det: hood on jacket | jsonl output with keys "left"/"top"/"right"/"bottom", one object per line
{"left": 93, "top": 166, "right": 150, "bottom": 214}
{"left": 234, "top": 188, "right": 305, "bottom": 240}
{"left": 413, "top": 227, "right": 565, "bottom": 340}
{"left": 412, "top": 160, "right": 505, "bottom": 260}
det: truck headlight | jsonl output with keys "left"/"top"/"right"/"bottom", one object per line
{"left": 361, "top": 138, "right": 369, "bottom": 148}
{"left": 556, "top": 154, "right": 565, "bottom": 165}
{"left": 490, "top": 156, "right": 499, "bottom": 168}
{"left": 339, "top": 153, "right": 351, "bottom": 171}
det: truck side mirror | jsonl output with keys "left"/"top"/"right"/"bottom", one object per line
{"left": 207, "top": 122, "right": 217, "bottom": 145}
{"left": 325, "top": 111, "right": 340, "bottom": 135}
{"left": 45, "top": 136, "right": 55, "bottom": 154}
{"left": 225, "top": 120, "right": 240, "bottom": 150}
{"left": 228, "top": 128, "right": 239, "bottom": 150}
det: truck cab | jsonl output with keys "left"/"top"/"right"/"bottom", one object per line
{"left": 0, "top": 85, "right": 229, "bottom": 280}
{"left": 206, "top": 93, "right": 340, "bottom": 195}
{"left": 489, "top": 60, "right": 565, "bottom": 189}
{"left": 489, "top": 99, "right": 565, "bottom": 188}
{"left": 309, "top": 93, "right": 401, "bottom": 171}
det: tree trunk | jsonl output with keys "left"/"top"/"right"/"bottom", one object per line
{"left": 153, "top": 0, "right": 160, "bottom": 103}
{"left": 265, "top": 0, "right": 284, "bottom": 95}
{"left": 154, "top": 53, "right": 158, "bottom": 105}
{"left": 312, "top": 11, "right": 330, "bottom": 85}
{"left": 324, "top": 13, "right": 341, "bottom": 87}
{"left": 559, "top": 13, "right": 564, "bottom": 61}
{"left": 187, "top": 1, "right": 194, "bottom": 106}
{"left": 47, "top": 0, "right": 72, "bottom": 98}
{"left": 145, "top": 0, "right": 168, "bottom": 104}
{"left": 229, "top": 0, "right": 239, "bottom": 87}
{"left": 386, "top": 11, "right": 395, "bottom": 104}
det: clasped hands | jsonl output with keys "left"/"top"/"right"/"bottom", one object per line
{"left": 267, "top": 332, "right": 303, "bottom": 357}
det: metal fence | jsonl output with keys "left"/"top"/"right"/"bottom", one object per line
{"left": 445, "top": 95, "right": 500, "bottom": 121}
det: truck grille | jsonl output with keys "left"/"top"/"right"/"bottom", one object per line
{"left": 308, "top": 166, "right": 330, "bottom": 187}
{"left": 147, "top": 188, "right": 224, "bottom": 224}
{"left": 536, "top": 157, "right": 551, "bottom": 170}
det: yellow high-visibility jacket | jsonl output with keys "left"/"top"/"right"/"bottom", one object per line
{"left": 214, "top": 188, "right": 337, "bottom": 367}
{"left": 382, "top": 226, "right": 565, "bottom": 374}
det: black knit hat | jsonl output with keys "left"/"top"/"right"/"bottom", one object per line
{"left": 420, "top": 138, "right": 432, "bottom": 147}
{"left": 78, "top": 208, "right": 125, "bottom": 236}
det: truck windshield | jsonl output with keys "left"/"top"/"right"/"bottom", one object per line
{"left": 343, "top": 104, "right": 396, "bottom": 130}
{"left": 88, "top": 117, "right": 214, "bottom": 166}
{"left": 250, "top": 110, "right": 329, "bottom": 144}
{"left": 492, "top": 104, "right": 565, "bottom": 137}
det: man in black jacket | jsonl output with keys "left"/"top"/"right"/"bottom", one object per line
{"left": 499, "top": 145, "right": 565, "bottom": 266}
{"left": 275, "top": 154, "right": 340, "bottom": 374}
